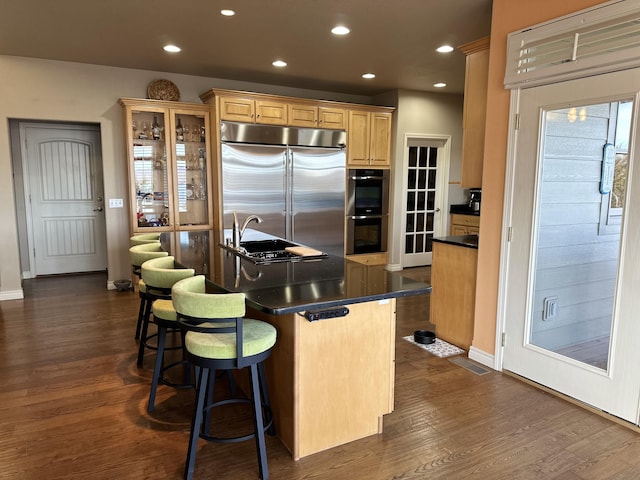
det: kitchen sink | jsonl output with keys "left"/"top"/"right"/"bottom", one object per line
{"left": 221, "top": 238, "right": 326, "bottom": 264}
{"left": 240, "top": 239, "right": 296, "bottom": 253}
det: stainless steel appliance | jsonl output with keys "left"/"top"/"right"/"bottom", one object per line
{"left": 220, "top": 122, "right": 346, "bottom": 257}
{"left": 346, "top": 169, "right": 389, "bottom": 254}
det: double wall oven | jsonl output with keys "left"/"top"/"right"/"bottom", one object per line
{"left": 346, "top": 169, "right": 389, "bottom": 255}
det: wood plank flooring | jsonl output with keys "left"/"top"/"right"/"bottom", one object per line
{"left": 1, "top": 270, "right": 639, "bottom": 479}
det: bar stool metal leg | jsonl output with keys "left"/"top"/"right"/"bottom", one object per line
{"left": 250, "top": 363, "right": 268, "bottom": 480}
{"left": 185, "top": 367, "right": 210, "bottom": 480}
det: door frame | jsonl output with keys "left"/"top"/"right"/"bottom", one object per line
{"left": 497, "top": 78, "right": 640, "bottom": 423}
{"left": 399, "top": 133, "right": 451, "bottom": 268}
{"left": 18, "top": 121, "right": 106, "bottom": 278}
{"left": 494, "top": 90, "right": 522, "bottom": 371}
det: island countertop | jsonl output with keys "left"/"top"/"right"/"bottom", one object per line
{"left": 161, "top": 230, "right": 431, "bottom": 315}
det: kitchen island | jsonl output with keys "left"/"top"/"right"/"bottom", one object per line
{"left": 160, "top": 230, "right": 430, "bottom": 459}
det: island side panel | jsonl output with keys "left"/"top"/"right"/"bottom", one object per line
{"left": 296, "top": 299, "right": 395, "bottom": 459}
{"left": 251, "top": 299, "right": 396, "bottom": 460}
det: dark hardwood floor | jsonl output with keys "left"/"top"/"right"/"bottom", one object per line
{"left": 1, "top": 269, "right": 639, "bottom": 479}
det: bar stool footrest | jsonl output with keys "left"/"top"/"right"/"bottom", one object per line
{"left": 200, "top": 397, "right": 274, "bottom": 444}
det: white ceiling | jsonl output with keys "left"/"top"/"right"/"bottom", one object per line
{"left": 0, "top": 0, "right": 492, "bottom": 96}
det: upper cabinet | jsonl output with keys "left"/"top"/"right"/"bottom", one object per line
{"left": 218, "top": 95, "right": 288, "bottom": 125}
{"left": 119, "top": 98, "right": 213, "bottom": 234}
{"left": 288, "top": 103, "right": 346, "bottom": 129}
{"left": 347, "top": 109, "right": 393, "bottom": 168}
{"left": 202, "top": 90, "right": 394, "bottom": 165}
{"left": 459, "top": 37, "right": 489, "bottom": 189}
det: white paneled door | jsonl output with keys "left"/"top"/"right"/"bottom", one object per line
{"left": 21, "top": 123, "right": 107, "bottom": 276}
{"left": 503, "top": 69, "right": 640, "bottom": 424}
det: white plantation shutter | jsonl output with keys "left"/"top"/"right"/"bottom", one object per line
{"left": 505, "top": 0, "right": 640, "bottom": 89}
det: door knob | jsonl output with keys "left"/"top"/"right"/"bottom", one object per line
{"left": 93, "top": 207, "right": 104, "bottom": 212}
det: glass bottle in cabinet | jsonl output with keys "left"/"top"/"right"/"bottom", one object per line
{"left": 173, "top": 112, "right": 209, "bottom": 227}
{"left": 119, "top": 98, "right": 212, "bottom": 233}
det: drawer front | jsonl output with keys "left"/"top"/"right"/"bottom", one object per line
{"left": 450, "top": 213, "right": 480, "bottom": 228}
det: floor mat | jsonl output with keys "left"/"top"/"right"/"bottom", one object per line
{"left": 402, "top": 335, "right": 465, "bottom": 358}
{"left": 448, "top": 356, "right": 492, "bottom": 375}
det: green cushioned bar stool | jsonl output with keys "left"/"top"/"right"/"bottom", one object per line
{"left": 129, "top": 233, "right": 161, "bottom": 247}
{"left": 139, "top": 256, "right": 195, "bottom": 369}
{"left": 172, "top": 275, "right": 277, "bottom": 480}
{"left": 148, "top": 297, "right": 197, "bottom": 413}
{"left": 129, "top": 243, "right": 169, "bottom": 340}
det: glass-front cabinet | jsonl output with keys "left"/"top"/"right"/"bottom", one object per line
{"left": 119, "top": 98, "right": 213, "bottom": 233}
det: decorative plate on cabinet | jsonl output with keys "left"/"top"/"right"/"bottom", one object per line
{"left": 147, "top": 79, "right": 180, "bottom": 101}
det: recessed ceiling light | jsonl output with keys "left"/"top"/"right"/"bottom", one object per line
{"left": 436, "top": 45, "right": 454, "bottom": 53}
{"left": 331, "top": 25, "right": 350, "bottom": 35}
{"left": 220, "top": 9, "right": 235, "bottom": 16}
{"left": 163, "top": 45, "right": 181, "bottom": 53}
{"left": 433, "top": 82, "right": 447, "bottom": 88}
{"left": 272, "top": 60, "right": 287, "bottom": 68}
{"left": 362, "top": 73, "right": 376, "bottom": 79}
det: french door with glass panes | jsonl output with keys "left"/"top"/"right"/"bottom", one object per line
{"left": 402, "top": 137, "right": 448, "bottom": 267}
{"left": 503, "top": 68, "right": 640, "bottom": 424}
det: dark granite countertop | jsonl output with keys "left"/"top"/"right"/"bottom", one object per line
{"left": 449, "top": 204, "right": 480, "bottom": 216}
{"left": 433, "top": 235, "right": 479, "bottom": 249}
{"left": 161, "top": 230, "right": 431, "bottom": 315}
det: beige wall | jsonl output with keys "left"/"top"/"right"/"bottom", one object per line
{"left": 472, "top": 0, "right": 608, "bottom": 356}
{"left": 387, "top": 89, "right": 464, "bottom": 269}
{"left": 0, "top": 56, "right": 371, "bottom": 297}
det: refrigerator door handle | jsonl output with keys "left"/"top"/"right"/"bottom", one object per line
{"left": 285, "top": 150, "right": 293, "bottom": 240}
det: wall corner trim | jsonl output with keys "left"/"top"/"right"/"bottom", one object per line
{"left": 468, "top": 346, "right": 496, "bottom": 370}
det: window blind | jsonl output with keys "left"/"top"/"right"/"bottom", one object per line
{"left": 505, "top": 0, "right": 640, "bottom": 89}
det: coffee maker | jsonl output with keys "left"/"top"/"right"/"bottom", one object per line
{"left": 468, "top": 188, "right": 481, "bottom": 212}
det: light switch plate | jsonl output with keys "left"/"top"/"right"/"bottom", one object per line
{"left": 109, "top": 198, "right": 124, "bottom": 208}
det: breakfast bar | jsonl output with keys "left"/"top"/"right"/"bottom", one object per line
{"left": 161, "top": 230, "right": 430, "bottom": 460}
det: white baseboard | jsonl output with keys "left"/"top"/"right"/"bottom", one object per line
{"left": 386, "top": 263, "right": 402, "bottom": 272}
{"left": 0, "top": 289, "right": 24, "bottom": 301}
{"left": 468, "top": 346, "right": 497, "bottom": 371}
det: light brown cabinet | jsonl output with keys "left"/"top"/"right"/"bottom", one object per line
{"left": 218, "top": 95, "right": 288, "bottom": 125}
{"left": 119, "top": 98, "right": 213, "bottom": 234}
{"left": 202, "top": 89, "right": 394, "bottom": 171}
{"left": 347, "top": 109, "right": 393, "bottom": 168}
{"left": 288, "top": 103, "right": 346, "bottom": 129}
{"left": 459, "top": 37, "right": 489, "bottom": 189}
{"left": 430, "top": 240, "right": 478, "bottom": 350}
{"left": 450, "top": 213, "right": 480, "bottom": 236}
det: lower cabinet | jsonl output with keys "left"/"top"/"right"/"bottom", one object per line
{"left": 450, "top": 213, "right": 480, "bottom": 235}
{"left": 430, "top": 241, "right": 477, "bottom": 350}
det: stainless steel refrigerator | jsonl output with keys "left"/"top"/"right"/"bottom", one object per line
{"left": 220, "top": 122, "right": 346, "bottom": 257}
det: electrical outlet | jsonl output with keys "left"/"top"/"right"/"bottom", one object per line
{"left": 542, "top": 296, "right": 559, "bottom": 321}
{"left": 109, "top": 198, "right": 124, "bottom": 208}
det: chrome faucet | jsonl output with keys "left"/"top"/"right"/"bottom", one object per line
{"left": 232, "top": 211, "right": 263, "bottom": 248}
